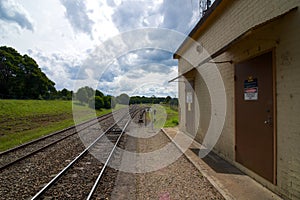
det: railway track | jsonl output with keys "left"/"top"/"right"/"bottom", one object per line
{"left": 30, "top": 106, "right": 141, "bottom": 199}
{"left": 0, "top": 108, "right": 126, "bottom": 171}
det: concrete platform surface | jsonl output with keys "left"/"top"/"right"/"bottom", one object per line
{"left": 162, "top": 127, "right": 282, "bottom": 200}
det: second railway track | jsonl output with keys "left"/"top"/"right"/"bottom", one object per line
{"left": 31, "top": 106, "right": 141, "bottom": 199}
{"left": 0, "top": 108, "right": 126, "bottom": 171}
{"left": 0, "top": 105, "right": 144, "bottom": 199}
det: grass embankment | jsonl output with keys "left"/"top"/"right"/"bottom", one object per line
{"left": 0, "top": 101, "right": 177, "bottom": 151}
{"left": 0, "top": 100, "right": 112, "bottom": 151}
{"left": 163, "top": 105, "right": 179, "bottom": 127}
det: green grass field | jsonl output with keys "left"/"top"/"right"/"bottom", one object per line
{"left": 163, "top": 105, "right": 179, "bottom": 127}
{"left": 0, "top": 100, "right": 178, "bottom": 152}
{"left": 0, "top": 100, "right": 112, "bottom": 151}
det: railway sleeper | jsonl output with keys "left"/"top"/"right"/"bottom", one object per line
{"left": 110, "top": 128, "right": 123, "bottom": 133}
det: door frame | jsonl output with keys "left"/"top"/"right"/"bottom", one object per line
{"left": 234, "top": 48, "right": 277, "bottom": 184}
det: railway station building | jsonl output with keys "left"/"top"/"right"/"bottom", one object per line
{"left": 173, "top": 0, "right": 300, "bottom": 199}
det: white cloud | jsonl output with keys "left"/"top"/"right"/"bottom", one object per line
{"left": 66, "top": 28, "right": 184, "bottom": 95}
{"left": 60, "top": 0, "right": 94, "bottom": 38}
{"left": 0, "top": 0, "right": 34, "bottom": 31}
{"left": 27, "top": 49, "right": 88, "bottom": 90}
{"left": 86, "top": 1, "right": 120, "bottom": 42}
{"left": 111, "top": 0, "right": 199, "bottom": 34}
{"left": 111, "top": 0, "right": 164, "bottom": 32}
{"left": 0, "top": 0, "right": 203, "bottom": 97}
{"left": 159, "top": 0, "right": 200, "bottom": 33}
{"left": 97, "top": 66, "right": 178, "bottom": 97}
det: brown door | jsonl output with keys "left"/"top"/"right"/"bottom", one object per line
{"left": 186, "top": 80, "right": 195, "bottom": 135}
{"left": 235, "top": 51, "right": 275, "bottom": 183}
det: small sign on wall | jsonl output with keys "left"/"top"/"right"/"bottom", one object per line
{"left": 244, "top": 77, "right": 258, "bottom": 101}
{"left": 186, "top": 92, "right": 193, "bottom": 103}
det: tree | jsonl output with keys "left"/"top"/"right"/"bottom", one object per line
{"left": 0, "top": 46, "right": 56, "bottom": 99}
{"left": 57, "top": 88, "right": 72, "bottom": 100}
{"left": 84, "top": 86, "right": 94, "bottom": 99}
{"left": 76, "top": 86, "right": 96, "bottom": 104}
{"left": 102, "top": 96, "right": 111, "bottom": 109}
{"left": 116, "top": 93, "right": 130, "bottom": 105}
{"left": 95, "top": 96, "right": 104, "bottom": 110}
{"left": 89, "top": 96, "right": 104, "bottom": 110}
{"left": 170, "top": 98, "right": 178, "bottom": 106}
{"left": 95, "top": 89, "right": 104, "bottom": 97}
{"left": 102, "top": 95, "right": 116, "bottom": 109}
{"left": 165, "top": 96, "right": 172, "bottom": 104}
{"left": 76, "top": 87, "right": 88, "bottom": 104}
{"left": 128, "top": 95, "right": 167, "bottom": 105}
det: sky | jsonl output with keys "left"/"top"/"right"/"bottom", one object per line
{"left": 0, "top": 0, "right": 208, "bottom": 97}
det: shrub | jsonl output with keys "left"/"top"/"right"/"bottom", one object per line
{"left": 172, "top": 119, "right": 179, "bottom": 125}
{"left": 89, "top": 96, "right": 104, "bottom": 110}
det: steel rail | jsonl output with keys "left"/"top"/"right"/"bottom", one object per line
{"left": 0, "top": 131, "right": 77, "bottom": 171}
{"left": 30, "top": 108, "right": 138, "bottom": 200}
{"left": 0, "top": 110, "right": 125, "bottom": 171}
{"left": 86, "top": 110, "right": 137, "bottom": 199}
{"left": 0, "top": 109, "right": 122, "bottom": 156}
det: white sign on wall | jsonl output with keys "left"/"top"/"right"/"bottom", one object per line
{"left": 186, "top": 92, "right": 193, "bottom": 103}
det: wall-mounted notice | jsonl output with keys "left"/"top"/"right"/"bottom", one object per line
{"left": 186, "top": 92, "right": 193, "bottom": 103}
{"left": 244, "top": 78, "right": 258, "bottom": 101}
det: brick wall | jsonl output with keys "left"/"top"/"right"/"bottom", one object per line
{"left": 177, "top": 0, "right": 300, "bottom": 199}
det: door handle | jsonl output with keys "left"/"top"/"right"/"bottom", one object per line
{"left": 264, "top": 117, "right": 272, "bottom": 125}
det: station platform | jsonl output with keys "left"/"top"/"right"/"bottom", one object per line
{"left": 162, "top": 127, "right": 282, "bottom": 200}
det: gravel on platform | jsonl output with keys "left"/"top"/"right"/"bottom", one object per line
{"left": 136, "top": 130, "right": 225, "bottom": 200}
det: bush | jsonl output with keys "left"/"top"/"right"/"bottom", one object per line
{"left": 172, "top": 119, "right": 179, "bottom": 125}
{"left": 103, "top": 96, "right": 111, "bottom": 109}
{"left": 102, "top": 96, "right": 116, "bottom": 109}
{"left": 95, "top": 96, "right": 104, "bottom": 110}
{"left": 77, "top": 88, "right": 89, "bottom": 104}
{"left": 89, "top": 96, "right": 104, "bottom": 110}
{"left": 116, "top": 93, "right": 129, "bottom": 105}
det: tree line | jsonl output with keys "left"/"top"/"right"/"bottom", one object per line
{"left": 75, "top": 86, "right": 116, "bottom": 110}
{"left": 74, "top": 86, "right": 178, "bottom": 110}
{"left": 129, "top": 95, "right": 178, "bottom": 106}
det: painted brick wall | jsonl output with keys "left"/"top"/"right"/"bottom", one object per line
{"left": 177, "top": 0, "right": 300, "bottom": 199}
{"left": 275, "top": 10, "right": 300, "bottom": 199}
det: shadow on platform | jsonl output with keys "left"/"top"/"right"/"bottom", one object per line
{"left": 190, "top": 148, "right": 244, "bottom": 175}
